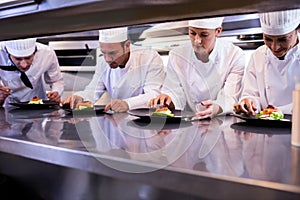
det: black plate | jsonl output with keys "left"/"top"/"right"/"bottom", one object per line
{"left": 230, "top": 113, "right": 292, "bottom": 127}
{"left": 62, "top": 105, "right": 106, "bottom": 115}
{"left": 127, "top": 108, "right": 195, "bottom": 123}
{"left": 9, "top": 100, "right": 59, "bottom": 109}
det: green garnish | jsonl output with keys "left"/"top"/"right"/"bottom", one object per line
{"left": 255, "top": 110, "right": 284, "bottom": 120}
{"left": 75, "top": 105, "right": 94, "bottom": 111}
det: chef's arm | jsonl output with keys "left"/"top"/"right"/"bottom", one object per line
{"left": 125, "top": 55, "right": 165, "bottom": 110}
{"left": 215, "top": 54, "right": 245, "bottom": 115}
{"left": 44, "top": 50, "right": 64, "bottom": 96}
{"left": 74, "top": 65, "right": 106, "bottom": 103}
{"left": 159, "top": 55, "right": 187, "bottom": 110}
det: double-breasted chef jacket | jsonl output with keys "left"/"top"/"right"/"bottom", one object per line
{"left": 75, "top": 45, "right": 165, "bottom": 110}
{"left": 162, "top": 39, "right": 245, "bottom": 114}
{"left": 241, "top": 36, "right": 300, "bottom": 114}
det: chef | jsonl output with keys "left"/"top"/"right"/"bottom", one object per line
{"left": 62, "top": 27, "right": 165, "bottom": 112}
{"left": 0, "top": 38, "right": 64, "bottom": 107}
{"left": 234, "top": 9, "right": 300, "bottom": 115}
{"left": 149, "top": 17, "right": 245, "bottom": 119}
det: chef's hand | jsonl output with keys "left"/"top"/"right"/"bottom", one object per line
{"left": 105, "top": 99, "right": 129, "bottom": 113}
{"left": 149, "top": 94, "right": 174, "bottom": 108}
{"left": 233, "top": 98, "right": 257, "bottom": 115}
{"left": 61, "top": 95, "right": 83, "bottom": 109}
{"left": 193, "top": 100, "right": 222, "bottom": 120}
{"left": 0, "top": 85, "right": 11, "bottom": 106}
{"left": 47, "top": 91, "right": 60, "bottom": 103}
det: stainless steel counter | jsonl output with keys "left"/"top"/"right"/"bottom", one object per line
{"left": 0, "top": 107, "right": 299, "bottom": 200}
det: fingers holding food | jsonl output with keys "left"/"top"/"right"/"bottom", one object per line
{"left": 106, "top": 99, "right": 129, "bottom": 113}
{"left": 47, "top": 91, "right": 60, "bottom": 102}
{"left": 0, "top": 86, "right": 11, "bottom": 105}
{"left": 234, "top": 98, "right": 257, "bottom": 115}
{"left": 149, "top": 94, "right": 174, "bottom": 109}
{"left": 61, "top": 95, "right": 83, "bottom": 109}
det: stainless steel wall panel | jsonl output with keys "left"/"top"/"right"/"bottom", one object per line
{"left": 0, "top": 0, "right": 299, "bottom": 41}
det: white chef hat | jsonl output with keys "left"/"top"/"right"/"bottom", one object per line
{"left": 260, "top": 9, "right": 300, "bottom": 35}
{"left": 188, "top": 17, "right": 224, "bottom": 29}
{"left": 5, "top": 38, "right": 37, "bottom": 57}
{"left": 99, "top": 27, "right": 128, "bottom": 43}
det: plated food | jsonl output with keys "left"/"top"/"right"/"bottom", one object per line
{"left": 28, "top": 96, "right": 43, "bottom": 104}
{"left": 231, "top": 105, "right": 291, "bottom": 127}
{"left": 61, "top": 102, "right": 106, "bottom": 115}
{"left": 75, "top": 101, "right": 94, "bottom": 110}
{"left": 151, "top": 104, "right": 175, "bottom": 117}
{"left": 255, "top": 105, "right": 284, "bottom": 120}
{"left": 128, "top": 108, "right": 195, "bottom": 123}
{"left": 10, "top": 97, "right": 59, "bottom": 109}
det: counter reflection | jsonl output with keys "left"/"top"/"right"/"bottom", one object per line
{"left": 0, "top": 108, "right": 297, "bottom": 186}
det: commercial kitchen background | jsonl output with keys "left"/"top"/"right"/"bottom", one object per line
{"left": 38, "top": 14, "right": 262, "bottom": 102}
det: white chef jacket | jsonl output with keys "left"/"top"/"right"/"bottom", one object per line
{"left": 241, "top": 39, "right": 300, "bottom": 114}
{"left": 75, "top": 45, "right": 165, "bottom": 110}
{"left": 162, "top": 39, "right": 245, "bottom": 114}
{"left": 0, "top": 42, "right": 64, "bottom": 107}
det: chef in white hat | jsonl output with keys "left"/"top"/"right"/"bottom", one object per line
{"left": 149, "top": 17, "right": 245, "bottom": 119}
{"left": 234, "top": 9, "right": 300, "bottom": 115}
{"left": 62, "top": 27, "right": 164, "bottom": 112}
{"left": 0, "top": 38, "right": 64, "bottom": 107}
